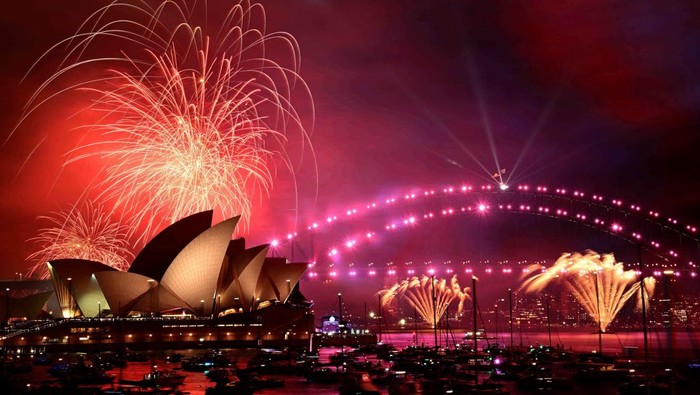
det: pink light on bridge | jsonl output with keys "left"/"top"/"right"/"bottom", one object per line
{"left": 284, "top": 181, "right": 698, "bottom": 278}
{"left": 270, "top": 239, "right": 279, "bottom": 247}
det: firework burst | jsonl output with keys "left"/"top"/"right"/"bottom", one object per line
{"left": 520, "top": 251, "right": 656, "bottom": 332}
{"left": 26, "top": 201, "right": 133, "bottom": 279}
{"left": 24, "top": 0, "right": 314, "bottom": 240}
{"left": 379, "top": 275, "right": 470, "bottom": 328}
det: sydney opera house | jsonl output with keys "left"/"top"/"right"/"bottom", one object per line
{"left": 0, "top": 211, "right": 314, "bottom": 351}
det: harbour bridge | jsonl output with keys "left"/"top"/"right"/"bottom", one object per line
{"left": 269, "top": 181, "right": 699, "bottom": 281}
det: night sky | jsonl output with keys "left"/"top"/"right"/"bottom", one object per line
{"left": 1, "top": 1, "right": 700, "bottom": 314}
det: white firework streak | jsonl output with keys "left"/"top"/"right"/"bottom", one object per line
{"left": 379, "top": 275, "right": 471, "bottom": 328}
{"left": 23, "top": 0, "right": 315, "bottom": 241}
{"left": 520, "top": 250, "right": 656, "bottom": 332}
{"left": 27, "top": 201, "right": 133, "bottom": 279}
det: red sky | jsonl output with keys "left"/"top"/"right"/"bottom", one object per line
{"left": 1, "top": 0, "right": 699, "bottom": 292}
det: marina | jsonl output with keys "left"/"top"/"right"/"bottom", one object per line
{"left": 2, "top": 330, "right": 699, "bottom": 394}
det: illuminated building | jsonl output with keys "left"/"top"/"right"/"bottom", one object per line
{"left": 1, "top": 211, "right": 314, "bottom": 351}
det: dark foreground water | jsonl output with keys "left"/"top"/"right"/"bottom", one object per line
{"left": 15, "top": 330, "right": 700, "bottom": 395}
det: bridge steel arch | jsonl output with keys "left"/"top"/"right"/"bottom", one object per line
{"left": 274, "top": 183, "right": 699, "bottom": 279}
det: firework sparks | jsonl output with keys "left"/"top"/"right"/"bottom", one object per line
{"left": 379, "top": 275, "right": 470, "bottom": 327}
{"left": 24, "top": 0, "right": 314, "bottom": 240}
{"left": 26, "top": 201, "right": 133, "bottom": 279}
{"left": 520, "top": 251, "right": 656, "bottom": 332}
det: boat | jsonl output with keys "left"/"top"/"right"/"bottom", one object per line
{"left": 181, "top": 355, "right": 217, "bottom": 371}
{"left": 120, "top": 368, "right": 186, "bottom": 388}
{"left": 143, "top": 369, "right": 187, "bottom": 387}
{"left": 49, "top": 361, "right": 115, "bottom": 386}
{"left": 462, "top": 330, "right": 498, "bottom": 341}
{"left": 205, "top": 367, "right": 237, "bottom": 384}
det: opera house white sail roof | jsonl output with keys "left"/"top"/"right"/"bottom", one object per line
{"left": 44, "top": 211, "right": 308, "bottom": 318}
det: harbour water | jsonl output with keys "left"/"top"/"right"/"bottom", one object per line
{"left": 9, "top": 330, "right": 700, "bottom": 394}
